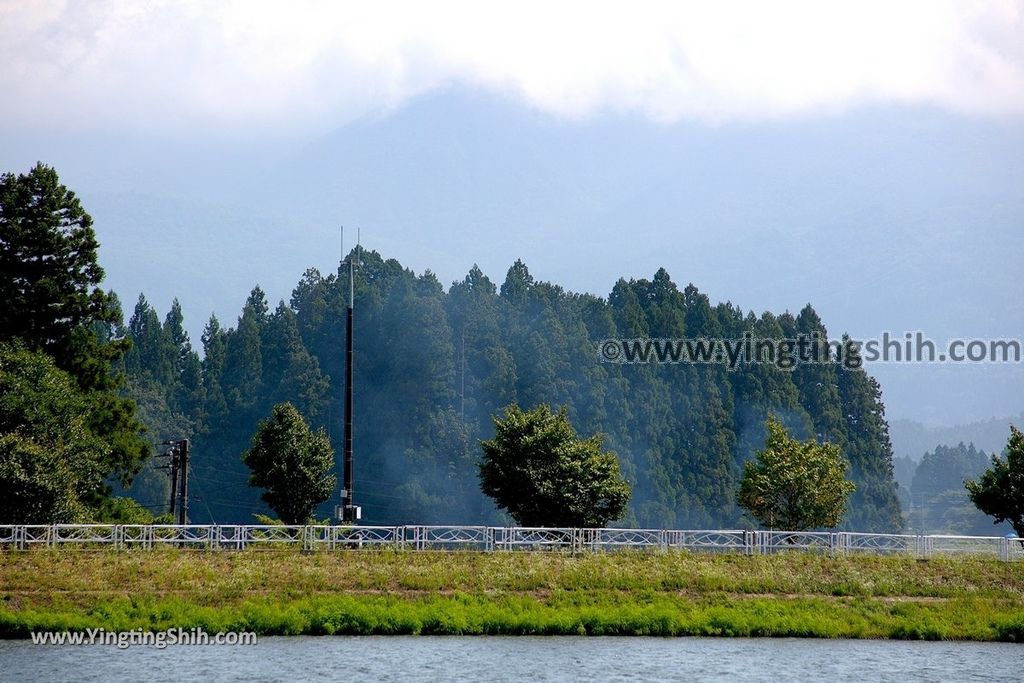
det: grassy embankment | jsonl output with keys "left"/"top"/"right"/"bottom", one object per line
{"left": 2, "top": 549, "right": 1023, "bottom": 640}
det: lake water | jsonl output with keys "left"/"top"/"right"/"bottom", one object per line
{"left": 2, "top": 636, "right": 1022, "bottom": 682}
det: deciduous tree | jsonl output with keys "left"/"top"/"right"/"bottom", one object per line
{"left": 966, "top": 426, "right": 1024, "bottom": 537}
{"left": 479, "top": 403, "right": 631, "bottom": 527}
{"left": 737, "top": 415, "right": 855, "bottom": 530}
{"left": 242, "top": 402, "right": 336, "bottom": 524}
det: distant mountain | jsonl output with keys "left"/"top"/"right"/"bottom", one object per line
{"left": 889, "top": 414, "right": 1024, "bottom": 461}
{"left": 3, "top": 88, "right": 1022, "bottom": 425}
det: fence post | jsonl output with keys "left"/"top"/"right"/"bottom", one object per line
{"left": 917, "top": 534, "right": 929, "bottom": 560}
{"left": 832, "top": 532, "right": 846, "bottom": 557}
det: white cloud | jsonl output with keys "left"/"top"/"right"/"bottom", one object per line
{"left": 1, "top": 0, "right": 1022, "bottom": 134}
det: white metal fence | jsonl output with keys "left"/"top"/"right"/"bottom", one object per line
{"left": 1, "top": 524, "right": 1022, "bottom": 559}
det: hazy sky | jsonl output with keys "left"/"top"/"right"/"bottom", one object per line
{"left": 3, "top": 1, "right": 1022, "bottom": 133}
{"left": 1, "top": 2, "right": 1022, "bottom": 427}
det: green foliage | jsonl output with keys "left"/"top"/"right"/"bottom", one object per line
{"left": 0, "top": 343, "right": 113, "bottom": 522}
{"left": 479, "top": 403, "right": 631, "bottom": 527}
{"left": 242, "top": 402, "right": 337, "bottom": 524}
{"left": 0, "top": 434, "right": 83, "bottom": 523}
{"left": 966, "top": 426, "right": 1024, "bottom": 537}
{"left": 3, "top": 592, "right": 1018, "bottom": 640}
{"left": 253, "top": 513, "right": 285, "bottom": 525}
{"left": 0, "top": 163, "right": 148, "bottom": 494}
{"left": 737, "top": 416, "right": 856, "bottom": 530}
{"left": 0, "top": 163, "right": 114, "bottom": 365}
{"left": 113, "top": 293, "right": 203, "bottom": 509}
{"left": 91, "top": 496, "right": 155, "bottom": 524}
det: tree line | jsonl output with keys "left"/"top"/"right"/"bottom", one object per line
{"left": 0, "top": 162, "right": 942, "bottom": 531}
{"left": 8, "top": 163, "right": 1024, "bottom": 535}
{"left": 118, "top": 253, "right": 905, "bottom": 530}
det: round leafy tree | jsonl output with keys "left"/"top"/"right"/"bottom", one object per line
{"left": 479, "top": 403, "right": 631, "bottom": 527}
{"left": 737, "top": 415, "right": 855, "bottom": 530}
{"left": 242, "top": 402, "right": 336, "bottom": 525}
{"left": 966, "top": 426, "right": 1024, "bottom": 537}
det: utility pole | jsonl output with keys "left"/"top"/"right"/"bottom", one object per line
{"left": 460, "top": 327, "right": 466, "bottom": 419}
{"left": 178, "top": 439, "right": 190, "bottom": 526}
{"left": 167, "top": 444, "right": 179, "bottom": 518}
{"left": 159, "top": 439, "right": 190, "bottom": 524}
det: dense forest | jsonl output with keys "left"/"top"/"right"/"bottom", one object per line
{"left": 118, "top": 250, "right": 903, "bottom": 531}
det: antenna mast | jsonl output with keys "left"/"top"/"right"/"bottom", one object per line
{"left": 337, "top": 226, "right": 361, "bottom": 523}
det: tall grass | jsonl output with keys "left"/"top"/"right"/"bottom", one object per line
{"left": 2, "top": 593, "right": 1023, "bottom": 641}
{"left": 2, "top": 549, "right": 1022, "bottom": 640}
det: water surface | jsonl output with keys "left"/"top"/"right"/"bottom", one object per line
{"left": 3, "top": 636, "right": 1022, "bottom": 682}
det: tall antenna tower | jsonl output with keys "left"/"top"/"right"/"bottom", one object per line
{"left": 336, "top": 226, "right": 361, "bottom": 523}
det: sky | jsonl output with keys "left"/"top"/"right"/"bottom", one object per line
{"left": 1, "top": 1, "right": 1022, "bottom": 426}
{"left": 3, "top": 1, "right": 1023, "bottom": 132}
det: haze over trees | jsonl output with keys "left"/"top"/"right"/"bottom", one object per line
{"left": 889, "top": 415, "right": 1024, "bottom": 464}
{"left": 898, "top": 442, "right": 1005, "bottom": 535}
{"left": 479, "top": 403, "right": 631, "bottom": 527}
{"left": 119, "top": 248, "right": 903, "bottom": 531}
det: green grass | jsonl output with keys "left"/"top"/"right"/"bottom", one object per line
{"left": 2, "top": 549, "right": 1023, "bottom": 640}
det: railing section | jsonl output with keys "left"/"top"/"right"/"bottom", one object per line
{"left": 0, "top": 524, "right": 1019, "bottom": 559}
